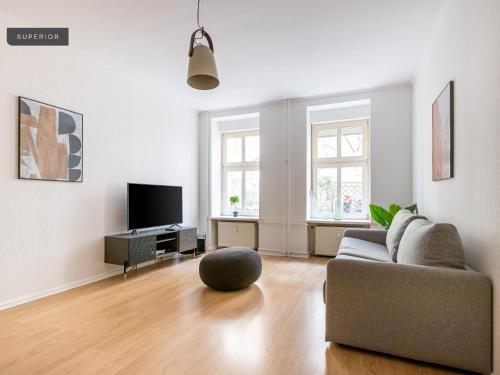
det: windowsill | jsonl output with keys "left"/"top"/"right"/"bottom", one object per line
{"left": 307, "top": 218, "right": 371, "bottom": 226}
{"left": 211, "top": 216, "right": 260, "bottom": 222}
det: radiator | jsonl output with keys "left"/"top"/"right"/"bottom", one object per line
{"left": 314, "top": 226, "right": 347, "bottom": 256}
{"left": 217, "top": 221, "right": 257, "bottom": 249}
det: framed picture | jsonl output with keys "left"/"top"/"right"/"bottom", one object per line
{"left": 18, "top": 97, "right": 83, "bottom": 182}
{"left": 432, "top": 81, "right": 454, "bottom": 181}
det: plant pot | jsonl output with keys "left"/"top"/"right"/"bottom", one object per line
{"left": 233, "top": 211, "right": 239, "bottom": 217}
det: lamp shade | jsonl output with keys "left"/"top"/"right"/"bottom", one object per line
{"left": 187, "top": 44, "right": 219, "bottom": 90}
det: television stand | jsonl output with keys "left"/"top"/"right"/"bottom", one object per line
{"left": 105, "top": 226, "right": 198, "bottom": 279}
{"left": 166, "top": 224, "right": 182, "bottom": 230}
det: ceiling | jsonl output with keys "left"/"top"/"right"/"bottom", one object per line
{"left": 1, "top": 0, "right": 443, "bottom": 111}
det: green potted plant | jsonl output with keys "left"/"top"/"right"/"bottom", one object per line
{"left": 229, "top": 195, "right": 240, "bottom": 217}
{"left": 369, "top": 203, "right": 419, "bottom": 229}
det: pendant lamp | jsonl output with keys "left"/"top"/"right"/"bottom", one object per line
{"left": 187, "top": 0, "right": 219, "bottom": 90}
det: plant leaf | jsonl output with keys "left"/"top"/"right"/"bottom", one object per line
{"left": 405, "top": 203, "right": 419, "bottom": 214}
{"left": 369, "top": 204, "right": 393, "bottom": 229}
{"left": 389, "top": 204, "right": 401, "bottom": 217}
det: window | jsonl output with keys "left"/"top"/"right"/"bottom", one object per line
{"left": 311, "top": 120, "right": 369, "bottom": 219}
{"left": 222, "top": 130, "right": 260, "bottom": 216}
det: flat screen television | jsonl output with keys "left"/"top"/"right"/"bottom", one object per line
{"left": 127, "top": 183, "right": 182, "bottom": 230}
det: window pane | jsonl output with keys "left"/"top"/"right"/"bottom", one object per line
{"left": 316, "top": 167, "right": 338, "bottom": 216}
{"left": 341, "top": 126, "right": 363, "bottom": 157}
{"left": 245, "top": 135, "right": 260, "bottom": 162}
{"left": 225, "top": 137, "right": 242, "bottom": 162}
{"left": 226, "top": 171, "right": 242, "bottom": 211}
{"left": 245, "top": 171, "right": 259, "bottom": 211}
{"left": 341, "top": 167, "right": 363, "bottom": 215}
{"left": 317, "top": 128, "right": 337, "bottom": 158}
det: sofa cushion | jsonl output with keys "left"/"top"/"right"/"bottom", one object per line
{"left": 386, "top": 209, "right": 426, "bottom": 262}
{"left": 338, "top": 237, "right": 392, "bottom": 262}
{"left": 397, "top": 219, "right": 465, "bottom": 269}
{"left": 335, "top": 254, "right": 379, "bottom": 262}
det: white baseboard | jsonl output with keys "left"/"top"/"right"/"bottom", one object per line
{"left": 257, "top": 248, "right": 286, "bottom": 257}
{"left": 258, "top": 248, "right": 310, "bottom": 258}
{"left": 0, "top": 268, "right": 124, "bottom": 311}
{"left": 288, "top": 252, "right": 310, "bottom": 259}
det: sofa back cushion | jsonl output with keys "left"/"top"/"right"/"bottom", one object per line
{"left": 397, "top": 219, "right": 465, "bottom": 269}
{"left": 386, "top": 209, "right": 426, "bottom": 262}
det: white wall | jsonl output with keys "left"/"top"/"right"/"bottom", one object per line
{"left": 216, "top": 116, "right": 260, "bottom": 133}
{"left": 0, "top": 15, "right": 199, "bottom": 308}
{"left": 309, "top": 100, "right": 370, "bottom": 124}
{"left": 412, "top": 0, "right": 500, "bottom": 372}
{"left": 199, "top": 84, "right": 413, "bottom": 255}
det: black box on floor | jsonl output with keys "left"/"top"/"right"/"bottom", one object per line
{"left": 197, "top": 237, "right": 206, "bottom": 254}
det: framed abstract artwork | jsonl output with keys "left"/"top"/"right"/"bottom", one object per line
{"left": 18, "top": 97, "right": 83, "bottom": 182}
{"left": 432, "top": 81, "right": 454, "bottom": 181}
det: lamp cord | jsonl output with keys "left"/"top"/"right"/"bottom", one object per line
{"left": 194, "top": 0, "right": 206, "bottom": 45}
{"left": 197, "top": 0, "right": 202, "bottom": 29}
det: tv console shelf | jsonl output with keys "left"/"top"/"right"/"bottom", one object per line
{"left": 105, "top": 226, "right": 198, "bottom": 279}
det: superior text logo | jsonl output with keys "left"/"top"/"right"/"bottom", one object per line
{"left": 7, "top": 28, "right": 69, "bottom": 46}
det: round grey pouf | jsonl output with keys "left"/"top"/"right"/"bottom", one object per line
{"left": 199, "top": 247, "right": 262, "bottom": 291}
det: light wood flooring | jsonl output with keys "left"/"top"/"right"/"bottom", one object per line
{"left": 0, "top": 256, "right": 472, "bottom": 374}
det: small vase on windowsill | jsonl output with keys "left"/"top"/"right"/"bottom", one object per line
{"left": 333, "top": 197, "right": 344, "bottom": 220}
{"left": 233, "top": 211, "right": 239, "bottom": 218}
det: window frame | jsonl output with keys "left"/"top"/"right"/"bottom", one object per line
{"left": 311, "top": 119, "right": 370, "bottom": 219}
{"left": 221, "top": 130, "right": 260, "bottom": 216}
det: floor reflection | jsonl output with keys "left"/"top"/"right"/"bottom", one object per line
{"left": 195, "top": 284, "right": 264, "bottom": 319}
{"left": 221, "top": 314, "right": 264, "bottom": 365}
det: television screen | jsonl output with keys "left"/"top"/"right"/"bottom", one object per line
{"left": 128, "top": 183, "right": 182, "bottom": 230}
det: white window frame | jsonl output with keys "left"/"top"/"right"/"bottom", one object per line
{"left": 222, "top": 130, "right": 260, "bottom": 216}
{"left": 311, "top": 119, "right": 370, "bottom": 219}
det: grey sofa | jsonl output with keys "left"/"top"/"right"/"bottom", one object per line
{"left": 325, "top": 210, "right": 492, "bottom": 374}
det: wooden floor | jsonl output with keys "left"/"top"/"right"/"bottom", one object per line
{"left": 0, "top": 256, "right": 471, "bottom": 375}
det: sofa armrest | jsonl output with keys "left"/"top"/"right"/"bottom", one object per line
{"left": 325, "top": 258, "right": 492, "bottom": 374}
{"left": 343, "top": 228, "right": 387, "bottom": 245}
